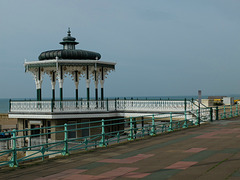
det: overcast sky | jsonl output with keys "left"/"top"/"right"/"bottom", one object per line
{"left": 0, "top": 0, "right": 240, "bottom": 99}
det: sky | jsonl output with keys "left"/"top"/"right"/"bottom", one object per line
{"left": 0, "top": 0, "right": 240, "bottom": 99}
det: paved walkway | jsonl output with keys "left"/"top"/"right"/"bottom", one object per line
{"left": 1, "top": 118, "right": 240, "bottom": 180}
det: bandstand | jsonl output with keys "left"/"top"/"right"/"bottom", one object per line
{"left": 25, "top": 28, "right": 115, "bottom": 102}
{"left": 9, "top": 29, "right": 122, "bottom": 140}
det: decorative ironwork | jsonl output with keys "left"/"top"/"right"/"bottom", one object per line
{"left": 10, "top": 99, "right": 192, "bottom": 113}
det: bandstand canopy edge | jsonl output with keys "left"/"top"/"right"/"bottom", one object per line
{"left": 24, "top": 60, "right": 116, "bottom": 70}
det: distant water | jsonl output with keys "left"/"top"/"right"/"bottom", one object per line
{"left": 0, "top": 99, "right": 9, "bottom": 114}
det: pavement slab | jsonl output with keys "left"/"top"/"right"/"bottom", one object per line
{"left": 1, "top": 119, "right": 240, "bottom": 179}
{"left": 164, "top": 161, "right": 198, "bottom": 170}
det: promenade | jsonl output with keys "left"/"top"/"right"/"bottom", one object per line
{"left": 1, "top": 117, "right": 240, "bottom": 180}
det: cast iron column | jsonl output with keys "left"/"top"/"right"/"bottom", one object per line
{"left": 51, "top": 71, "right": 56, "bottom": 101}
{"left": 36, "top": 67, "right": 42, "bottom": 101}
{"left": 101, "top": 67, "right": 104, "bottom": 101}
{"left": 74, "top": 71, "right": 79, "bottom": 101}
{"left": 86, "top": 65, "right": 90, "bottom": 101}
{"left": 94, "top": 69, "right": 98, "bottom": 101}
{"left": 59, "top": 65, "right": 64, "bottom": 101}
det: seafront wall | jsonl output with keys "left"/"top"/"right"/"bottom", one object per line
{"left": 0, "top": 113, "right": 17, "bottom": 131}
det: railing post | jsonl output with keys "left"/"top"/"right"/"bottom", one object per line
{"left": 9, "top": 99, "right": 11, "bottom": 112}
{"left": 141, "top": 116, "right": 145, "bottom": 137}
{"left": 106, "top": 98, "right": 109, "bottom": 111}
{"left": 150, "top": 115, "right": 156, "bottom": 136}
{"left": 84, "top": 138, "right": 88, "bottom": 151}
{"left": 9, "top": 129, "right": 18, "bottom": 167}
{"left": 117, "top": 132, "right": 120, "bottom": 143}
{"left": 191, "top": 98, "right": 194, "bottom": 111}
{"left": 46, "top": 134, "right": 48, "bottom": 152}
{"left": 177, "top": 121, "right": 180, "bottom": 129}
{"left": 124, "top": 97, "right": 126, "bottom": 109}
{"left": 183, "top": 111, "right": 188, "bottom": 128}
{"left": 115, "top": 98, "right": 117, "bottom": 110}
{"left": 60, "top": 100, "right": 63, "bottom": 110}
{"left": 184, "top": 98, "right": 187, "bottom": 112}
{"left": 141, "top": 116, "right": 144, "bottom": 129}
{"left": 198, "top": 107, "right": 201, "bottom": 126}
{"left": 236, "top": 104, "right": 238, "bottom": 116}
{"left": 51, "top": 99, "right": 54, "bottom": 112}
{"left": 141, "top": 126, "right": 145, "bottom": 137}
{"left": 99, "top": 119, "right": 106, "bottom": 147}
{"left": 224, "top": 106, "right": 226, "bottom": 119}
{"left": 216, "top": 106, "right": 219, "bottom": 120}
{"left": 134, "top": 118, "right": 137, "bottom": 138}
{"left": 40, "top": 145, "right": 45, "bottom": 161}
{"left": 210, "top": 107, "right": 213, "bottom": 122}
{"left": 128, "top": 117, "right": 134, "bottom": 140}
{"left": 29, "top": 136, "right": 32, "bottom": 150}
{"left": 62, "top": 123, "right": 69, "bottom": 156}
{"left": 168, "top": 112, "right": 173, "bottom": 131}
{"left": 195, "top": 110, "right": 199, "bottom": 125}
{"left": 230, "top": 105, "right": 233, "bottom": 118}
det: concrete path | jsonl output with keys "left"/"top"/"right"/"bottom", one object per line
{"left": 1, "top": 118, "right": 240, "bottom": 180}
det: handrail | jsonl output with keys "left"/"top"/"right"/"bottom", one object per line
{"left": 1, "top": 105, "right": 240, "bottom": 168}
{"left": 0, "top": 112, "right": 203, "bottom": 167}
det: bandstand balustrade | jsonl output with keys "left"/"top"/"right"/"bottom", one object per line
{"left": 9, "top": 99, "right": 193, "bottom": 113}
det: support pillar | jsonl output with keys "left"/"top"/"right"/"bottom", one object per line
{"left": 59, "top": 80, "right": 63, "bottom": 101}
{"left": 35, "top": 67, "right": 42, "bottom": 101}
{"left": 75, "top": 89, "right": 78, "bottom": 101}
{"left": 100, "top": 80, "right": 104, "bottom": 101}
{"left": 94, "top": 69, "right": 98, "bottom": 101}
{"left": 58, "top": 66, "right": 64, "bottom": 101}
{"left": 101, "top": 67, "right": 104, "bottom": 101}
{"left": 52, "top": 89, "right": 55, "bottom": 101}
{"left": 95, "top": 87, "right": 98, "bottom": 101}
{"left": 51, "top": 71, "right": 56, "bottom": 101}
{"left": 86, "top": 79, "right": 90, "bottom": 101}
{"left": 36, "top": 88, "right": 42, "bottom": 101}
{"left": 95, "top": 80, "right": 98, "bottom": 108}
{"left": 74, "top": 71, "right": 79, "bottom": 101}
{"left": 86, "top": 66, "right": 90, "bottom": 101}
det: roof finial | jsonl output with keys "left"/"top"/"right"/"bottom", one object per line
{"left": 67, "top": 27, "right": 71, "bottom": 36}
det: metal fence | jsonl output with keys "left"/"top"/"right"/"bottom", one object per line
{"left": 2, "top": 103, "right": 240, "bottom": 167}
{"left": 9, "top": 99, "right": 192, "bottom": 113}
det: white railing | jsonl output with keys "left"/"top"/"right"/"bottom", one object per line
{"left": 116, "top": 100, "right": 192, "bottom": 112}
{"left": 10, "top": 99, "right": 194, "bottom": 113}
{"left": 10, "top": 101, "right": 52, "bottom": 113}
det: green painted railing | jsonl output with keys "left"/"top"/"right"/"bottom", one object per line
{"left": 1, "top": 104, "right": 240, "bottom": 167}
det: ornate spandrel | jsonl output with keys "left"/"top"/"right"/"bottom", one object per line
{"left": 27, "top": 67, "right": 43, "bottom": 89}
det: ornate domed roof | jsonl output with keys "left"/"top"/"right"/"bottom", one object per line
{"left": 38, "top": 28, "right": 101, "bottom": 61}
{"left": 39, "top": 49, "right": 101, "bottom": 60}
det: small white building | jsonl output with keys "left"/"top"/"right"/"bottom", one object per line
{"left": 223, "top": 97, "right": 234, "bottom": 105}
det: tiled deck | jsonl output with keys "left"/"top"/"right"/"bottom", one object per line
{"left": 1, "top": 118, "right": 240, "bottom": 180}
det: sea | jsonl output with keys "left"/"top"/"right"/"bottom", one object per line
{"left": 0, "top": 99, "right": 9, "bottom": 114}
{"left": 1, "top": 94, "right": 239, "bottom": 114}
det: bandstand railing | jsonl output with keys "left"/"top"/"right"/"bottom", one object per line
{"left": 9, "top": 99, "right": 192, "bottom": 113}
